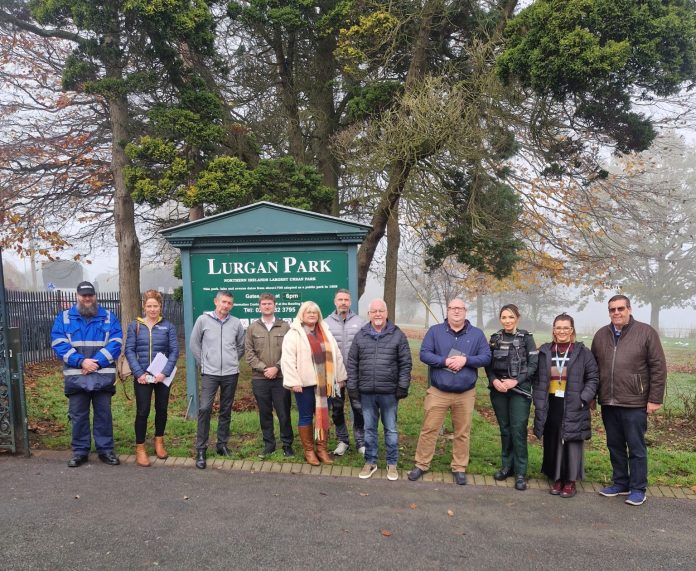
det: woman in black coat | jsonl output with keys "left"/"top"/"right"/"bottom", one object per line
{"left": 533, "top": 313, "right": 598, "bottom": 498}
{"left": 124, "top": 289, "right": 179, "bottom": 467}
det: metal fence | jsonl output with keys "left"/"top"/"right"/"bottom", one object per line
{"left": 5, "top": 290, "right": 183, "bottom": 365}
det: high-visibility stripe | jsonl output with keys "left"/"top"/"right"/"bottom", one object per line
{"left": 71, "top": 341, "right": 105, "bottom": 348}
{"left": 52, "top": 338, "right": 70, "bottom": 347}
{"left": 100, "top": 348, "right": 114, "bottom": 362}
{"left": 63, "top": 367, "right": 117, "bottom": 376}
{"left": 64, "top": 368, "right": 84, "bottom": 375}
{"left": 63, "top": 348, "right": 76, "bottom": 363}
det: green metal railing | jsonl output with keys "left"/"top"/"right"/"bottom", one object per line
{"left": 0, "top": 249, "right": 30, "bottom": 455}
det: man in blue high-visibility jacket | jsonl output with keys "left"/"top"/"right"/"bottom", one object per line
{"left": 51, "top": 281, "right": 123, "bottom": 467}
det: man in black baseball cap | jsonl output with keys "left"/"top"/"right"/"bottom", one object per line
{"left": 76, "top": 281, "right": 96, "bottom": 296}
{"left": 51, "top": 281, "right": 123, "bottom": 467}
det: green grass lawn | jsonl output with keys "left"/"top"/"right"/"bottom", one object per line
{"left": 25, "top": 337, "right": 696, "bottom": 488}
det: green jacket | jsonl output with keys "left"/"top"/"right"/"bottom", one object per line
{"left": 245, "top": 318, "right": 290, "bottom": 380}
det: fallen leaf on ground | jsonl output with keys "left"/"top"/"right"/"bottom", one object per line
{"left": 381, "top": 530, "right": 392, "bottom": 537}
{"left": 447, "top": 510, "right": 454, "bottom": 517}
{"left": 409, "top": 503, "right": 417, "bottom": 509}
{"left": 359, "top": 492, "right": 369, "bottom": 496}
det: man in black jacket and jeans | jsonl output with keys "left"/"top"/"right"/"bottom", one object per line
{"left": 347, "top": 299, "right": 412, "bottom": 481}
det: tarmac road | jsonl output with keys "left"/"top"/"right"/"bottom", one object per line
{"left": 1, "top": 454, "right": 695, "bottom": 571}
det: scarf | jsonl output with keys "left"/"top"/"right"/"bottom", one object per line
{"left": 305, "top": 323, "right": 337, "bottom": 440}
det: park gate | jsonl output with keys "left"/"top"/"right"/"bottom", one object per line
{"left": 0, "top": 254, "right": 30, "bottom": 455}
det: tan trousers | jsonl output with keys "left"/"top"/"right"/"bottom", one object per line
{"left": 414, "top": 386, "right": 476, "bottom": 472}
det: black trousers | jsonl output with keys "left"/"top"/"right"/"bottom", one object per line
{"left": 252, "top": 377, "right": 293, "bottom": 447}
{"left": 133, "top": 381, "right": 171, "bottom": 443}
{"left": 330, "top": 386, "right": 365, "bottom": 447}
{"left": 195, "top": 374, "right": 239, "bottom": 450}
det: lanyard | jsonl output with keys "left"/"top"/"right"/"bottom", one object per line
{"left": 554, "top": 344, "right": 571, "bottom": 382}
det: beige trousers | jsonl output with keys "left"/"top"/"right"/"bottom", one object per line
{"left": 414, "top": 386, "right": 476, "bottom": 472}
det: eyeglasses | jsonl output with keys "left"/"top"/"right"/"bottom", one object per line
{"left": 369, "top": 309, "right": 386, "bottom": 314}
{"left": 609, "top": 306, "right": 627, "bottom": 313}
{"left": 553, "top": 327, "right": 572, "bottom": 332}
{"left": 447, "top": 307, "right": 466, "bottom": 311}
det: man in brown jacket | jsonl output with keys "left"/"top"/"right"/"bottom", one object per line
{"left": 245, "top": 293, "right": 293, "bottom": 458}
{"left": 591, "top": 294, "right": 666, "bottom": 506}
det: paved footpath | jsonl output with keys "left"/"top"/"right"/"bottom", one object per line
{"left": 2, "top": 450, "right": 695, "bottom": 571}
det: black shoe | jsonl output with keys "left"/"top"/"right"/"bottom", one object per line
{"left": 196, "top": 450, "right": 207, "bottom": 469}
{"left": 493, "top": 466, "right": 512, "bottom": 481}
{"left": 514, "top": 475, "right": 527, "bottom": 491}
{"left": 259, "top": 446, "right": 276, "bottom": 458}
{"left": 67, "top": 455, "right": 88, "bottom": 468}
{"left": 453, "top": 471, "right": 468, "bottom": 486}
{"left": 216, "top": 445, "right": 231, "bottom": 457}
{"left": 98, "top": 452, "right": 120, "bottom": 466}
{"left": 282, "top": 445, "right": 294, "bottom": 457}
{"left": 407, "top": 466, "right": 427, "bottom": 481}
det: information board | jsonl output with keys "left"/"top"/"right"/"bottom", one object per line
{"left": 190, "top": 251, "right": 348, "bottom": 326}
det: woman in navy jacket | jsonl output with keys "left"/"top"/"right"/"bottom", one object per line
{"left": 125, "top": 289, "right": 179, "bottom": 466}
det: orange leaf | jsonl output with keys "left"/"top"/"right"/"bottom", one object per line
{"left": 381, "top": 530, "right": 392, "bottom": 537}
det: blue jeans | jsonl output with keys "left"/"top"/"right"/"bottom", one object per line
{"left": 294, "top": 387, "right": 316, "bottom": 427}
{"left": 601, "top": 405, "right": 648, "bottom": 492}
{"left": 361, "top": 393, "right": 398, "bottom": 465}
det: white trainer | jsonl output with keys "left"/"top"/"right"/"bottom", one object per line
{"left": 333, "top": 441, "right": 349, "bottom": 456}
{"left": 358, "top": 446, "right": 366, "bottom": 456}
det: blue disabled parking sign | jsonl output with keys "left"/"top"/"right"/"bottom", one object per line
{"left": 47, "top": 282, "right": 56, "bottom": 291}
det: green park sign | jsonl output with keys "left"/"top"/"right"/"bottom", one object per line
{"left": 161, "top": 202, "right": 370, "bottom": 416}
{"left": 191, "top": 250, "right": 348, "bottom": 324}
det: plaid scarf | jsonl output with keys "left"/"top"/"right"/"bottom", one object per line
{"left": 305, "top": 323, "right": 337, "bottom": 440}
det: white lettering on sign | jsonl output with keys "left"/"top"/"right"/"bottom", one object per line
{"left": 208, "top": 257, "right": 332, "bottom": 276}
{"left": 282, "top": 257, "right": 331, "bottom": 273}
{"left": 208, "top": 259, "right": 279, "bottom": 275}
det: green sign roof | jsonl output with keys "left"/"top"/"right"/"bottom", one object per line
{"left": 161, "top": 201, "right": 371, "bottom": 248}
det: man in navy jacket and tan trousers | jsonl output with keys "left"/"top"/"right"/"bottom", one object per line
{"left": 408, "top": 299, "right": 491, "bottom": 485}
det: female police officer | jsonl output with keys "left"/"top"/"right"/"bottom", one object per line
{"left": 485, "top": 304, "right": 538, "bottom": 490}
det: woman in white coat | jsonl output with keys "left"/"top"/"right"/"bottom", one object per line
{"left": 281, "top": 301, "right": 347, "bottom": 465}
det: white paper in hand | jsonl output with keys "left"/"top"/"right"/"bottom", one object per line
{"left": 147, "top": 352, "right": 176, "bottom": 386}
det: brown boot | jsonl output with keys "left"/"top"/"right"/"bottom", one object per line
{"left": 135, "top": 443, "right": 150, "bottom": 467}
{"left": 298, "top": 426, "right": 320, "bottom": 466}
{"left": 154, "top": 436, "right": 168, "bottom": 460}
{"left": 315, "top": 435, "right": 334, "bottom": 465}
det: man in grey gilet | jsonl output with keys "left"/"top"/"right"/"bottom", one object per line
{"left": 324, "top": 289, "right": 366, "bottom": 455}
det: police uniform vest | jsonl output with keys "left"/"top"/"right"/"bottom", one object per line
{"left": 489, "top": 329, "right": 531, "bottom": 382}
